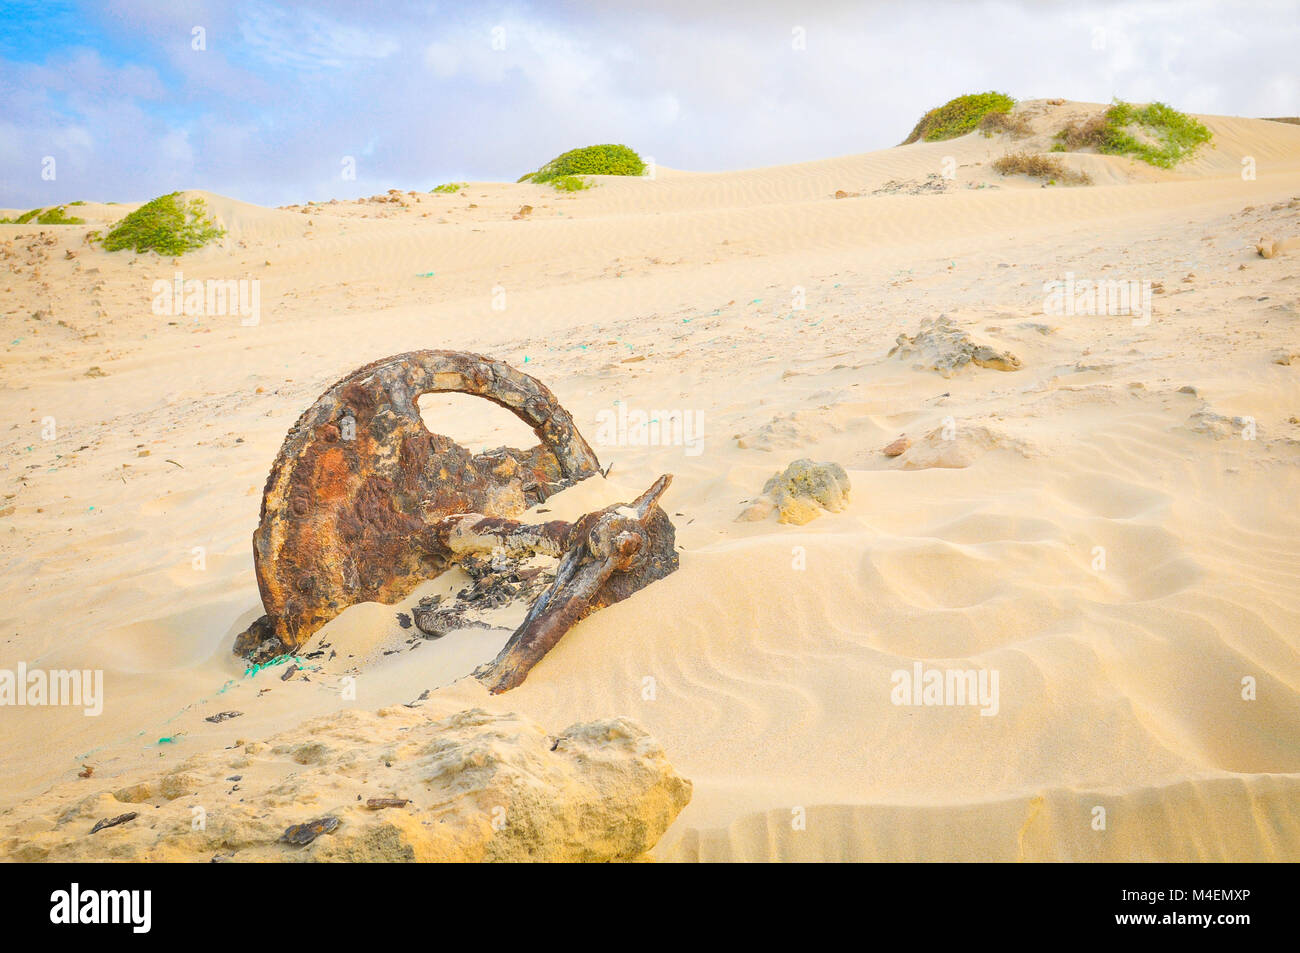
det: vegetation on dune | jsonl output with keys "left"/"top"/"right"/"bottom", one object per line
{"left": 520, "top": 144, "right": 646, "bottom": 184}
{"left": 549, "top": 174, "right": 591, "bottom": 192}
{"left": 0, "top": 205, "right": 85, "bottom": 224}
{"left": 902, "top": 92, "right": 1016, "bottom": 144}
{"left": 37, "top": 206, "right": 86, "bottom": 224}
{"left": 431, "top": 182, "right": 467, "bottom": 193}
{"left": 992, "top": 151, "right": 1092, "bottom": 186}
{"left": 979, "top": 108, "right": 1033, "bottom": 138}
{"left": 1052, "top": 100, "right": 1212, "bottom": 168}
{"left": 100, "top": 192, "right": 225, "bottom": 255}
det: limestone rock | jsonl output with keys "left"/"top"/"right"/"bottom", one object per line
{"left": 888, "top": 315, "right": 1021, "bottom": 377}
{"left": 1256, "top": 236, "right": 1300, "bottom": 259}
{"left": 0, "top": 707, "right": 691, "bottom": 863}
{"left": 737, "top": 459, "right": 851, "bottom": 525}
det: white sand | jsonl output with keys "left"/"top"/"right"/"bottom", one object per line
{"left": 2, "top": 101, "right": 1299, "bottom": 860}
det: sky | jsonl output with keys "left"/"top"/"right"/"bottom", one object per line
{"left": 1, "top": 0, "right": 1297, "bottom": 208}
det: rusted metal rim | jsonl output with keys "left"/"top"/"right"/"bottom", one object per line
{"left": 240, "top": 350, "right": 602, "bottom": 657}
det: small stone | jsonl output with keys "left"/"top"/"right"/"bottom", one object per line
{"left": 281, "top": 816, "right": 340, "bottom": 846}
{"left": 882, "top": 436, "right": 911, "bottom": 457}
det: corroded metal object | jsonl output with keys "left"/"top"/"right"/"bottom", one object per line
{"left": 235, "top": 350, "right": 679, "bottom": 694}
{"left": 236, "top": 350, "right": 602, "bottom": 660}
{"left": 474, "top": 474, "right": 678, "bottom": 694}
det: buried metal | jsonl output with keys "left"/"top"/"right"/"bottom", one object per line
{"left": 235, "top": 349, "right": 677, "bottom": 692}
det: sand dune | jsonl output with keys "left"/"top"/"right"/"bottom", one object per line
{"left": 2, "top": 101, "right": 1298, "bottom": 860}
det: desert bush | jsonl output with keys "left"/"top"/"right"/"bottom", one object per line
{"left": 520, "top": 144, "right": 646, "bottom": 184}
{"left": 980, "top": 109, "right": 1033, "bottom": 138}
{"left": 1053, "top": 100, "right": 1211, "bottom": 168}
{"left": 902, "top": 92, "right": 1016, "bottom": 144}
{"left": 0, "top": 205, "right": 84, "bottom": 224}
{"left": 37, "top": 206, "right": 85, "bottom": 224}
{"left": 549, "top": 175, "right": 591, "bottom": 192}
{"left": 1052, "top": 114, "right": 1111, "bottom": 151}
{"left": 431, "top": 182, "right": 466, "bottom": 193}
{"left": 101, "top": 192, "right": 225, "bottom": 255}
{"left": 992, "top": 151, "right": 1092, "bottom": 185}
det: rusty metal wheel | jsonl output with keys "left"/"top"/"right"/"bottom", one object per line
{"left": 237, "top": 350, "right": 601, "bottom": 658}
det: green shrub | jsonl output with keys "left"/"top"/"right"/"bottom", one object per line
{"left": 550, "top": 175, "right": 591, "bottom": 192}
{"left": 101, "top": 192, "right": 225, "bottom": 255}
{"left": 431, "top": 182, "right": 467, "bottom": 193}
{"left": 0, "top": 205, "right": 83, "bottom": 224}
{"left": 37, "top": 206, "right": 85, "bottom": 224}
{"left": 902, "top": 92, "right": 1016, "bottom": 144}
{"left": 521, "top": 144, "right": 646, "bottom": 184}
{"left": 1053, "top": 100, "right": 1211, "bottom": 168}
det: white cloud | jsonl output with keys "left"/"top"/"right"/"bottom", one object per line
{"left": 2, "top": 0, "right": 1296, "bottom": 207}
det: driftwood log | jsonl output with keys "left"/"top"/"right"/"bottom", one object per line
{"left": 235, "top": 350, "right": 677, "bottom": 692}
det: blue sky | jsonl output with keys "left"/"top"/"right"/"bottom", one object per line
{"left": 1, "top": 0, "right": 1297, "bottom": 208}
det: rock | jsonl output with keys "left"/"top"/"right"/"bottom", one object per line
{"left": 0, "top": 707, "right": 690, "bottom": 862}
{"left": 1178, "top": 385, "right": 1198, "bottom": 395}
{"left": 1257, "top": 236, "right": 1300, "bottom": 258}
{"left": 737, "top": 459, "right": 850, "bottom": 525}
{"left": 1186, "top": 410, "right": 1256, "bottom": 440}
{"left": 1272, "top": 350, "right": 1296, "bottom": 366}
{"left": 281, "top": 816, "right": 340, "bottom": 846}
{"left": 365, "top": 798, "right": 409, "bottom": 810}
{"left": 901, "top": 424, "right": 1030, "bottom": 470}
{"left": 113, "top": 782, "right": 152, "bottom": 803}
{"left": 888, "top": 315, "right": 1021, "bottom": 377}
{"left": 159, "top": 771, "right": 200, "bottom": 800}
{"left": 882, "top": 436, "right": 911, "bottom": 457}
